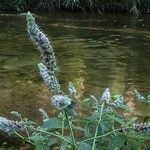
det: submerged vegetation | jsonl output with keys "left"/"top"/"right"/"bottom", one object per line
{"left": 0, "top": 0, "right": 150, "bottom": 16}
{"left": 0, "top": 12, "right": 149, "bottom": 149}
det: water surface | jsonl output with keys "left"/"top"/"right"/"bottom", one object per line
{"left": 0, "top": 12, "right": 150, "bottom": 120}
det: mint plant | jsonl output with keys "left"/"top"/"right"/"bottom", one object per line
{"left": 0, "top": 12, "right": 149, "bottom": 150}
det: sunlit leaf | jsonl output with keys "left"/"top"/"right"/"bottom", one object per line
{"left": 42, "top": 117, "right": 63, "bottom": 129}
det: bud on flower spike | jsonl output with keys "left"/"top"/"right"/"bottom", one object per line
{"left": 39, "top": 108, "right": 49, "bottom": 122}
{"left": 38, "top": 63, "right": 61, "bottom": 95}
{"left": 51, "top": 95, "right": 72, "bottom": 110}
{"left": 68, "top": 82, "right": 76, "bottom": 97}
{"left": 100, "top": 88, "right": 111, "bottom": 104}
{"left": 26, "top": 12, "right": 57, "bottom": 72}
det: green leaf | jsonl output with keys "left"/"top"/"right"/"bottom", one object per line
{"left": 112, "top": 95, "right": 122, "bottom": 100}
{"left": 127, "top": 141, "right": 140, "bottom": 150}
{"left": 108, "top": 115, "right": 125, "bottom": 125}
{"left": 126, "top": 117, "right": 137, "bottom": 126}
{"left": 90, "top": 95, "right": 99, "bottom": 108}
{"left": 47, "top": 138, "right": 58, "bottom": 146}
{"left": 42, "top": 117, "right": 63, "bottom": 129}
{"left": 60, "top": 141, "right": 68, "bottom": 150}
{"left": 82, "top": 98, "right": 91, "bottom": 108}
{"left": 119, "top": 104, "right": 130, "bottom": 111}
{"left": 107, "top": 134, "right": 127, "bottom": 150}
{"left": 59, "top": 137, "right": 72, "bottom": 150}
{"left": 77, "top": 142, "right": 92, "bottom": 150}
{"left": 84, "top": 123, "right": 93, "bottom": 137}
{"left": 35, "top": 144, "right": 49, "bottom": 150}
{"left": 72, "top": 126, "right": 85, "bottom": 132}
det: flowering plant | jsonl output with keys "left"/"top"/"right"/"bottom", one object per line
{"left": 0, "top": 12, "right": 149, "bottom": 150}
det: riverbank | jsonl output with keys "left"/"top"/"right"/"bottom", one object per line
{"left": 0, "top": 0, "right": 150, "bottom": 16}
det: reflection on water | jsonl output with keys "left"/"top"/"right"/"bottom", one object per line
{"left": 0, "top": 12, "right": 150, "bottom": 120}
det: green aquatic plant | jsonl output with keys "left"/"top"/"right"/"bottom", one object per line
{"left": 0, "top": 12, "right": 150, "bottom": 150}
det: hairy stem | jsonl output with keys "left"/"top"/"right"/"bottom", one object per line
{"left": 77, "top": 127, "right": 133, "bottom": 145}
{"left": 26, "top": 125, "right": 72, "bottom": 144}
{"left": 64, "top": 111, "right": 77, "bottom": 150}
{"left": 92, "top": 102, "right": 105, "bottom": 150}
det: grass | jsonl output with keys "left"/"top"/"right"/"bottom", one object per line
{"left": 0, "top": 0, "right": 150, "bottom": 16}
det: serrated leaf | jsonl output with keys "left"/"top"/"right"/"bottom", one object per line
{"left": 59, "top": 137, "right": 72, "bottom": 150}
{"left": 84, "top": 123, "right": 92, "bottom": 137}
{"left": 107, "top": 134, "right": 127, "bottom": 150}
{"left": 60, "top": 141, "right": 68, "bottom": 150}
{"left": 29, "top": 134, "right": 45, "bottom": 144}
{"left": 35, "top": 144, "right": 49, "bottom": 150}
{"left": 47, "top": 138, "right": 58, "bottom": 146}
{"left": 42, "top": 117, "right": 63, "bottom": 129}
{"left": 108, "top": 115, "right": 125, "bottom": 125}
{"left": 77, "top": 142, "right": 92, "bottom": 150}
{"left": 126, "top": 117, "right": 137, "bottom": 125}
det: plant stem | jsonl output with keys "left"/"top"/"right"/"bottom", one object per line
{"left": 77, "top": 127, "right": 133, "bottom": 145}
{"left": 64, "top": 111, "right": 76, "bottom": 150}
{"left": 14, "top": 131, "right": 35, "bottom": 145}
{"left": 92, "top": 102, "right": 105, "bottom": 150}
{"left": 61, "top": 112, "right": 65, "bottom": 137}
{"left": 28, "top": 126, "right": 71, "bottom": 144}
{"left": 18, "top": 116, "right": 30, "bottom": 142}
{"left": 14, "top": 131, "right": 24, "bottom": 139}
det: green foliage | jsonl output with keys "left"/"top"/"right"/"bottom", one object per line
{"left": 107, "top": 134, "right": 127, "bottom": 150}
{"left": 42, "top": 117, "right": 63, "bottom": 129}
{"left": 0, "top": 0, "right": 150, "bottom": 15}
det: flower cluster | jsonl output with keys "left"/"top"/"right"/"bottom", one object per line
{"left": 133, "top": 123, "right": 150, "bottom": 132}
{"left": 0, "top": 116, "right": 23, "bottom": 132}
{"left": 51, "top": 95, "right": 72, "bottom": 110}
{"left": 100, "top": 88, "right": 111, "bottom": 104}
{"left": 112, "top": 95, "right": 124, "bottom": 107}
{"left": 26, "top": 12, "right": 57, "bottom": 72}
{"left": 38, "top": 63, "right": 61, "bottom": 95}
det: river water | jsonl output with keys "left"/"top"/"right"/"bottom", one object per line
{"left": 0, "top": 12, "right": 149, "bottom": 121}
